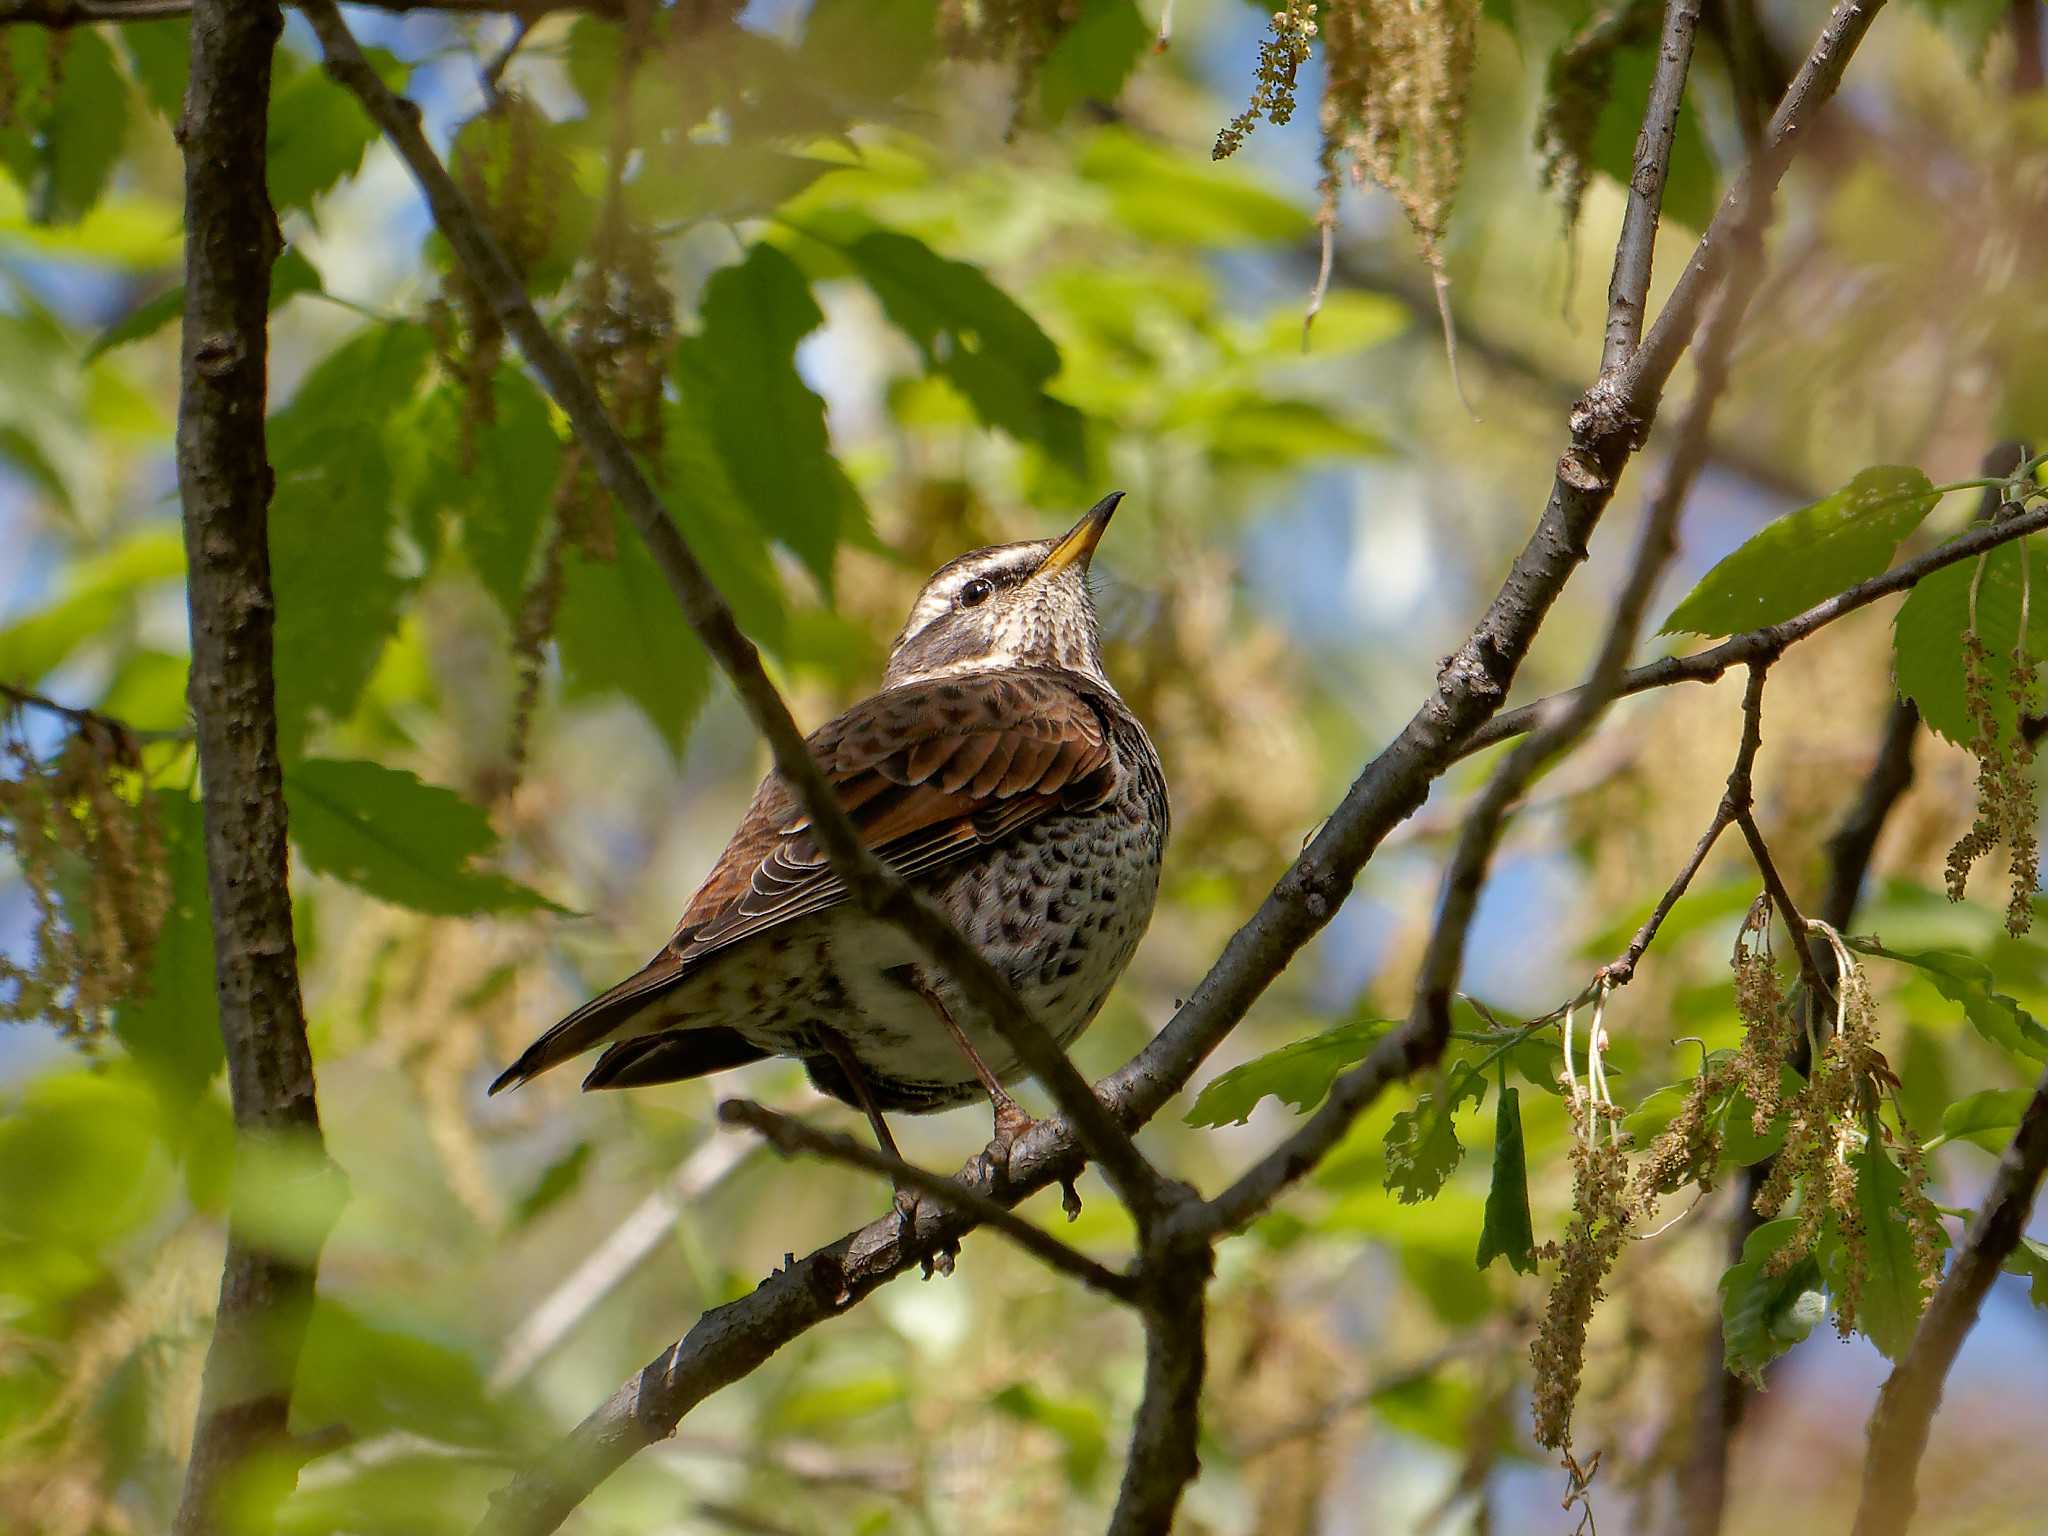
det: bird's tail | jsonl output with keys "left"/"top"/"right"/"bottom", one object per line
{"left": 488, "top": 950, "right": 687, "bottom": 1094}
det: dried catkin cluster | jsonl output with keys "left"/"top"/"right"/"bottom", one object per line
{"left": 1530, "top": 1092, "right": 1631, "bottom": 1451}
{"left": 429, "top": 93, "right": 570, "bottom": 468}
{"left": 1945, "top": 552, "right": 2041, "bottom": 937}
{"left": 0, "top": 710, "right": 167, "bottom": 1037}
{"left": 1533, "top": 0, "right": 1655, "bottom": 240}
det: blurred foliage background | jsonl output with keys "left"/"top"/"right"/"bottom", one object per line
{"left": 2, "top": 0, "right": 2047, "bottom": 1531}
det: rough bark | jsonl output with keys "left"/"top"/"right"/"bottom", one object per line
{"left": 169, "top": 5, "right": 333, "bottom": 1532}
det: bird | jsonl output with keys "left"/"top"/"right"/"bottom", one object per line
{"left": 490, "top": 492, "right": 1168, "bottom": 1167}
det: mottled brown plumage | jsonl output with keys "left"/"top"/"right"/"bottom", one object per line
{"left": 492, "top": 494, "right": 1167, "bottom": 1139}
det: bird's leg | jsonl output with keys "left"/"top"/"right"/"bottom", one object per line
{"left": 905, "top": 974, "right": 1038, "bottom": 1181}
{"left": 814, "top": 1027, "right": 953, "bottom": 1277}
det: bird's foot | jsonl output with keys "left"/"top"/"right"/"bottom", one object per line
{"left": 974, "top": 1097, "right": 1037, "bottom": 1187}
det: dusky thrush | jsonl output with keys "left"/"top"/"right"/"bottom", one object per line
{"left": 491, "top": 493, "right": 1168, "bottom": 1161}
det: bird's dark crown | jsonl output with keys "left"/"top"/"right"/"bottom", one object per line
{"left": 883, "top": 495, "right": 1121, "bottom": 690}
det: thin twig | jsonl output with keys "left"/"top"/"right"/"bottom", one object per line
{"left": 716, "top": 1101, "right": 1137, "bottom": 1303}
{"left": 1734, "top": 807, "right": 1824, "bottom": 993}
{"left": 0, "top": 680, "right": 190, "bottom": 744}
{"left": 1850, "top": 1066, "right": 2048, "bottom": 1536}
{"left": 295, "top": 0, "right": 1170, "bottom": 1225}
{"left": 1601, "top": 0, "right": 1705, "bottom": 374}
{"left": 1458, "top": 500, "right": 2048, "bottom": 760}
{"left": 0, "top": 0, "right": 618, "bottom": 21}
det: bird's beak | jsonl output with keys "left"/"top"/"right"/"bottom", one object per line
{"left": 1035, "top": 491, "right": 1123, "bottom": 579}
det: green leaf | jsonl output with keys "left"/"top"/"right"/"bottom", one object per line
{"left": 444, "top": 369, "right": 563, "bottom": 621}
{"left": 1078, "top": 127, "right": 1311, "bottom": 247}
{"left": 1939, "top": 1087, "right": 2035, "bottom": 1147}
{"left": 1038, "top": 0, "right": 1150, "bottom": 124}
{"left": 838, "top": 226, "right": 1085, "bottom": 474}
{"left": 0, "top": 526, "right": 185, "bottom": 686}
{"left": 120, "top": 18, "right": 190, "bottom": 122}
{"left": 1384, "top": 1064, "right": 1487, "bottom": 1204}
{"left": 1720, "top": 1218, "right": 1826, "bottom": 1385}
{"left": 1182, "top": 1019, "right": 1391, "bottom": 1127}
{"left": 269, "top": 323, "right": 435, "bottom": 753}
{"left": 283, "top": 758, "right": 561, "bottom": 916}
{"left": 663, "top": 398, "right": 789, "bottom": 652}
{"left": 1894, "top": 532, "right": 2048, "bottom": 745}
{"left": 1475, "top": 1085, "right": 1536, "bottom": 1273}
{"left": 86, "top": 246, "right": 323, "bottom": 362}
{"left": 1590, "top": 46, "right": 1716, "bottom": 232}
{"left": 294, "top": 1299, "right": 504, "bottom": 1446}
{"left": 511, "top": 1141, "right": 593, "bottom": 1228}
{"left": 1847, "top": 936, "right": 2048, "bottom": 1063}
{"left": 674, "top": 244, "right": 865, "bottom": 590}
{"left": 2003, "top": 1234, "right": 2048, "bottom": 1308}
{"left": 555, "top": 510, "right": 713, "bottom": 753}
{"left": 0, "top": 29, "right": 127, "bottom": 224}
{"left": 0, "top": 1069, "right": 172, "bottom": 1254}
{"left": 990, "top": 1383, "right": 1109, "bottom": 1487}
{"left": 112, "top": 791, "right": 223, "bottom": 1102}
{"left": 1660, "top": 467, "right": 1939, "bottom": 637}
{"left": 1819, "top": 1141, "right": 1932, "bottom": 1361}
{"left": 267, "top": 47, "right": 407, "bottom": 216}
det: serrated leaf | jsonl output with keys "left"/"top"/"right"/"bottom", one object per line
{"left": 0, "top": 29, "right": 127, "bottom": 224}
{"left": 1894, "top": 532, "right": 2048, "bottom": 745}
{"left": 1661, "top": 467, "right": 1938, "bottom": 637}
{"left": 268, "top": 323, "right": 434, "bottom": 753}
{"left": 674, "top": 244, "right": 864, "bottom": 590}
{"left": 1848, "top": 936, "right": 2048, "bottom": 1063}
{"left": 1182, "top": 1019, "right": 1392, "bottom": 1127}
{"left": 1475, "top": 1085, "right": 1536, "bottom": 1273}
{"left": 555, "top": 510, "right": 713, "bottom": 753}
{"left": 112, "top": 791, "right": 223, "bottom": 1102}
{"left": 444, "top": 369, "right": 563, "bottom": 620}
{"left": 1038, "top": 0, "right": 1149, "bottom": 124}
{"left": 86, "top": 246, "right": 322, "bottom": 362}
{"left": 1939, "top": 1087, "right": 2035, "bottom": 1146}
{"left": 838, "top": 226, "right": 1086, "bottom": 474}
{"left": 1720, "top": 1217, "right": 1825, "bottom": 1385}
{"left": 283, "top": 758, "right": 561, "bottom": 916}
{"left": 663, "top": 398, "right": 788, "bottom": 651}
{"left": 1384, "top": 1064, "right": 1487, "bottom": 1204}
{"left": 1819, "top": 1141, "right": 1933, "bottom": 1361}
{"left": 267, "top": 48, "right": 408, "bottom": 215}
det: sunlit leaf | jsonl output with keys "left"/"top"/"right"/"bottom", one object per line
{"left": 1078, "top": 127, "right": 1311, "bottom": 247}
{"left": 1475, "top": 1085, "right": 1536, "bottom": 1273}
{"left": 1939, "top": 1087, "right": 2035, "bottom": 1147}
{"left": 1183, "top": 1018, "right": 1391, "bottom": 1126}
{"left": 0, "top": 28, "right": 127, "bottom": 224}
{"left": 1848, "top": 936, "right": 2048, "bottom": 1063}
{"left": 2004, "top": 1234, "right": 2048, "bottom": 1308}
{"left": 1038, "top": 0, "right": 1149, "bottom": 124}
{"left": 283, "top": 758, "right": 561, "bottom": 916}
{"left": 1720, "top": 1218, "right": 1825, "bottom": 1385}
{"left": 267, "top": 46, "right": 408, "bottom": 217}
{"left": 1660, "top": 467, "right": 1939, "bottom": 637}
{"left": 0, "top": 1068, "right": 172, "bottom": 1253}
{"left": 1894, "top": 532, "right": 2048, "bottom": 745}
{"left": 0, "top": 526, "right": 185, "bottom": 686}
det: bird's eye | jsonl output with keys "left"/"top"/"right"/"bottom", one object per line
{"left": 958, "top": 577, "right": 995, "bottom": 609}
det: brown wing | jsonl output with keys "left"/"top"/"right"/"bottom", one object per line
{"left": 671, "top": 668, "right": 1119, "bottom": 960}
{"left": 489, "top": 670, "right": 1117, "bottom": 1092}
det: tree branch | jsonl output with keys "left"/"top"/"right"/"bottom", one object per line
{"left": 0, "top": 679, "right": 190, "bottom": 744}
{"left": 169, "top": 5, "right": 334, "bottom": 1533}
{"left": 1601, "top": 0, "right": 1704, "bottom": 373}
{"left": 716, "top": 1100, "right": 1137, "bottom": 1302}
{"left": 1106, "top": 1237, "right": 1210, "bottom": 1535}
{"left": 0, "top": 0, "right": 619, "bottom": 24}
{"left": 1851, "top": 1066, "right": 2048, "bottom": 1536}
{"left": 1458, "top": 500, "right": 2048, "bottom": 759}
{"left": 294, "top": 0, "right": 1171, "bottom": 1224}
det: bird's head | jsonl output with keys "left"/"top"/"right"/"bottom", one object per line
{"left": 883, "top": 492, "right": 1123, "bottom": 689}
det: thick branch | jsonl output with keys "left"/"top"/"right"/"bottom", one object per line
{"left": 716, "top": 1101, "right": 1136, "bottom": 1302}
{"left": 1459, "top": 500, "right": 2048, "bottom": 758}
{"left": 170, "top": 5, "right": 333, "bottom": 1533}
{"left": 1851, "top": 1067, "right": 2048, "bottom": 1536}
{"left": 1601, "top": 0, "right": 1704, "bottom": 373}
{"left": 0, "top": 0, "right": 617, "bottom": 23}
{"left": 1106, "top": 1239, "right": 1210, "bottom": 1535}
{"left": 295, "top": 0, "right": 1168, "bottom": 1223}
